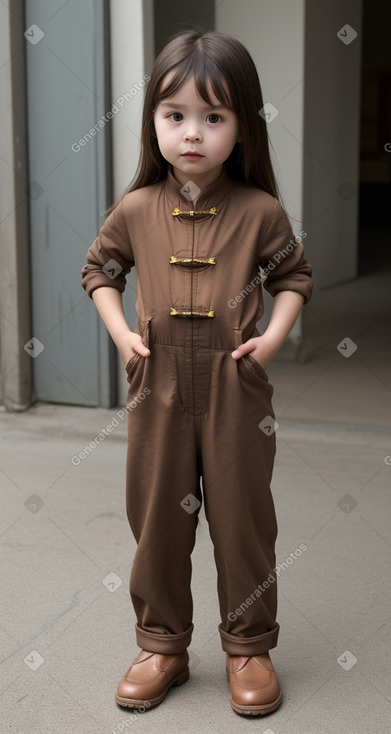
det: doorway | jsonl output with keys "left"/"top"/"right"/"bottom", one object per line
{"left": 358, "top": 0, "right": 391, "bottom": 276}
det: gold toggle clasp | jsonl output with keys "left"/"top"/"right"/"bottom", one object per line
{"left": 169, "top": 307, "right": 215, "bottom": 318}
{"left": 169, "top": 256, "right": 216, "bottom": 265}
{"left": 172, "top": 206, "right": 217, "bottom": 217}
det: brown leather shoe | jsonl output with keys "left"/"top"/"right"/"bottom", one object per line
{"left": 115, "top": 649, "right": 189, "bottom": 709}
{"left": 226, "top": 652, "right": 282, "bottom": 715}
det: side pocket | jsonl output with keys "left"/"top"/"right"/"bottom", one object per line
{"left": 232, "top": 326, "right": 269, "bottom": 383}
{"left": 244, "top": 351, "right": 269, "bottom": 382}
{"left": 125, "top": 352, "right": 141, "bottom": 374}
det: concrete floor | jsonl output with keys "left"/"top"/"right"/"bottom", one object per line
{"left": 1, "top": 267, "right": 391, "bottom": 734}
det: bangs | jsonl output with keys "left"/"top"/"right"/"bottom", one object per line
{"left": 156, "top": 51, "right": 234, "bottom": 111}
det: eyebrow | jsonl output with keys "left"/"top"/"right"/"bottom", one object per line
{"left": 160, "top": 101, "right": 227, "bottom": 109}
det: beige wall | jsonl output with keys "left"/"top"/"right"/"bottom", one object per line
{"left": 0, "top": 0, "right": 31, "bottom": 410}
{"left": 216, "top": 0, "right": 306, "bottom": 347}
{"left": 217, "top": 0, "right": 306, "bottom": 217}
{"left": 109, "top": 0, "right": 154, "bottom": 407}
{"left": 216, "top": 0, "right": 363, "bottom": 347}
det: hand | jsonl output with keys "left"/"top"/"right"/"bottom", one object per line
{"left": 231, "top": 335, "right": 279, "bottom": 369}
{"left": 117, "top": 330, "right": 151, "bottom": 366}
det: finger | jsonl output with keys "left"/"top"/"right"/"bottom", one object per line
{"left": 231, "top": 345, "right": 247, "bottom": 359}
{"left": 139, "top": 345, "right": 151, "bottom": 356}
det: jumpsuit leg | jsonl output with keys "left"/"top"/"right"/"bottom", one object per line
{"left": 198, "top": 340, "right": 280, "bottom": 656}
{"left": 124, "top": 334, "right": 202, "bottom": 654}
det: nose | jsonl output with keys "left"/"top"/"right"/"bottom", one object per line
{"left": 183, "top": 124, "right": 202, "bottom": 143}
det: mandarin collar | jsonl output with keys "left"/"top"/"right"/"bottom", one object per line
{"left": 164, "top": 163, "right": 232, "bottom": 213}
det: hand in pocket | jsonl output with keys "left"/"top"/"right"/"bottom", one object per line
{"left": 120, "top": 331, "right": 151, "bottom": 367}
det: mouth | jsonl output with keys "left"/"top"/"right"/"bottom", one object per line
{"left": 181, "top": 152, "right": 204, "bottom": 159}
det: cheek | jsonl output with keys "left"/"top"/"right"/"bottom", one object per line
{"left": 158, "top": 128, "right": 177, "bottom": 154}
{"left": 213, "top": 132, "right": 235, "bottom": 155}
{"left": 156, "top": 121, "right": 175, "bottom": 141}
{"left": 154, "top": 121, "right": 168, "bottom": 148}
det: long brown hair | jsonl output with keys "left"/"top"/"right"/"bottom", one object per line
{"left": 105, "top": 27, "right": 285, "bottom": 216}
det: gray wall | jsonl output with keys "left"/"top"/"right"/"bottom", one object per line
{"left": 25, "top": 0, "right": 114, "bottom": 407}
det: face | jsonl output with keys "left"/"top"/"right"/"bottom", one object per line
{"left": 153, "top": 72, "right": 241, "bottom": 189}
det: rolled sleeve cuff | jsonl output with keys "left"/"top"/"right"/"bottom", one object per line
{"left": 264, "top": 274, "right": 313, "bottom": 304}
{"left": 81, "top": 270, "right": 126, "bottom": 299}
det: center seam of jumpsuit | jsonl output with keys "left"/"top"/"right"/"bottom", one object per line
{"left": 191, "top": 216, "right": 196, "bottom": 416}
{"left": 178, "top": 214, "right": 213, "bottom": 418}
{"left": 164, "top": 179, "right": 233, "bottom": 418}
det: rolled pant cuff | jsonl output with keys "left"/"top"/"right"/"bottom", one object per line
{"left": 135, "top": 623, "right": 194, "bottom": 654}
{"left": 218, "top": 622, "right": 280, "bottom": 656}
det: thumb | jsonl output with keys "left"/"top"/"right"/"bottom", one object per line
{"left": 231, "top": 342, "right": 250, "bottom": 359}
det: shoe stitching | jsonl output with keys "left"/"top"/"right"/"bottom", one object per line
{"left": 125, "top": 656, "right": 184, "bottom": 684}
{"left": 227, "top": 654, "right": 272, "bottom": 672}
{"left": 156, "top": 655, "right": 186, "bottom": 673}
{"left": 253, "top": 657, "right": 273, "bottom": 672}
{"left": 231, "top": 672, "right": 273, "bottom": 691}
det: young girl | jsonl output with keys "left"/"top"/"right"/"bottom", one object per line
{"left": 81, "top": 29, "right": 313, "bottom": 717}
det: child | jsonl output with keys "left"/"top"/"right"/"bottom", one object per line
{"left": 81, "top": 29, "right": 313, "bottom": 717}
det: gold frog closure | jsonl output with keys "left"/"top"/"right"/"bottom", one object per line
{"left": 172, "top": 206, "right": 217, "bottom": 217}
{"left": 169, "top": 307, "right": 215, "bottom": 318}
{"left": 170, "top": 256, "right": 216, "bottom": 266}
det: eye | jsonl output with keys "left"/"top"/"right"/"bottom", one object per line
{"left": 169, "top": 112, "right": 183, "bottom": 122}
{"left": 207, "top": 113, "right": 221, "bottom": 124}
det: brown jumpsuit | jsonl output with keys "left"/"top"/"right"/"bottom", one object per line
{"left": 81, "top": 163, "right": 313, "bottom": 656}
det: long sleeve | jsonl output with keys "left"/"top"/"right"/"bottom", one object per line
{"left": 81, "top": 196, "right": 135, "bottom": 299}
{"left": 258, "top": 199, "right": 313, "bottom": 305}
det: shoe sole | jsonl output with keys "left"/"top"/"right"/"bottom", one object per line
{"left": 115, "top": 666, "right": 189, "bottom": 709}
{"left": 226, "top": 669, "right": 283, "bottom": 716}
